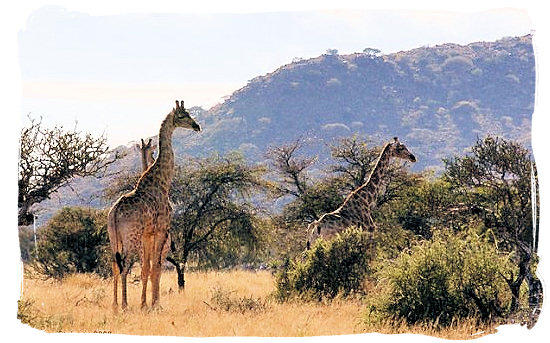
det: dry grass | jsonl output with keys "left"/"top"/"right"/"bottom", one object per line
{"left": 18, "top": 269, "right": 499, "bottom": 338}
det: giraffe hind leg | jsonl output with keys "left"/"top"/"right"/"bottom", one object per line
{"left": 121, "top": 266, "right": 129, "bottom": 311}
{"left": 112, "top": 260, "right": 119, "bottom": 312}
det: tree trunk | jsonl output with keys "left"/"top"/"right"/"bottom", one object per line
{"left": 166, "top": 257, "right": 186, "bottom": 291}
{"left": 506, "top": 253, "right": 530, "bottom": 313}
{"left": 175, "top": 262, "right": 185, "bottom": 290}
{"left": 526, "top": 269, "right": 543, "bottom": 309}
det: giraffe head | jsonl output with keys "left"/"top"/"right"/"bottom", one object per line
{"left": 173, "top": 100, "right": 201, "bottom": 132}
{"left": 138, "top": 138, "right": 157, "bottom": 168}
{"left": 306, "top": 212, "right": 342, "bottom": 250}
{"left": 386, "top": 137, "right": 416, "bottom": 162}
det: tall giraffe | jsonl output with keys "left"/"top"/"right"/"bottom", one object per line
{"left": 306, "top": 137, "right": 416, "bottom": 249}
{"left": 108, "top": 100, "right": 200, "bottom": 311}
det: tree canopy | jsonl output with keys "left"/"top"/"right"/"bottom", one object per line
{"left": 19, "top": 116, "right": 118, "bottom": 225}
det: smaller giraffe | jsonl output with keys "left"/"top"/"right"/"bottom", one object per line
{"left": 306, "top": 137, "right": 416, "bottom": 249}
{"left": 137, "top": 138, "right": 157, "bottom": 172}
{"left": 137, "top": 138, "right": 172, "bottom": 264}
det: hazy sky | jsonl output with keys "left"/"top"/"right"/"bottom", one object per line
{"left": 17, "top": 5, "right": 534, "bottom": 147}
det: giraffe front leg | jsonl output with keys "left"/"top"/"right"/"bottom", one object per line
{"left": 141, "top": 236, "right": 152, "bottom": 310}
{"left": 150, "top": 232, "right": 168, "bottom": 309}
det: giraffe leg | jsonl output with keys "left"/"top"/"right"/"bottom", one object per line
{"left": 150, "top": 233, "right": 167, "bottom": 309}
{"left": 366, "top": 214, "right": 376, "bottom": 249}
{"left": 141, "top": 237, "right": 152, "bottom": 310}
{"left": 112, "top": 260, "right": 119, "bottom": 312}
{"left": 121, "top": 267, "right": 129, "bottom": 311}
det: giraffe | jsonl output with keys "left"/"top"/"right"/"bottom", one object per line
{"left": 108, "top": 100, "right": 200, "bottom": 311}
{"left": 306, "top": 137, "right": 416, "bottom": 249}
{"left": 137, "top": 138, "right": 156, "bottom": 172}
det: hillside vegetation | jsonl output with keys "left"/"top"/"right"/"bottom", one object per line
{"left": 178, "top": 35, "right": 534, "bottom": 170}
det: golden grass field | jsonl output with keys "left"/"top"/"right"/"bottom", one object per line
{"left": 18, "top": 268, "right": 499, "bottom": 339}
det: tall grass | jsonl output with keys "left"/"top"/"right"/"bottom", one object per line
{"left": 18, "top": 269, "right": 499, "bottom": 338}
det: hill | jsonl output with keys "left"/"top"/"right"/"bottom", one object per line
{"left": 34, "top": 35, "right": 535, "bottom": 224}
{"left": 175, "top": 34, "right": 534, "bottom": 170}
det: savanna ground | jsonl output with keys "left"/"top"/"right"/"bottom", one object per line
{"left": 19, "top": 267, "right": 501, "bottom": 339}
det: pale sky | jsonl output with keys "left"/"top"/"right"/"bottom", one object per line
{"left": 17, "top": 4, "right": 533, "bottom": 148}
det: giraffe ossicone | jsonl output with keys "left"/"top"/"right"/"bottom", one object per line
{"left": 108, "top": 100, "right": 200, "bottom": 311}
{"left": 306, "top": 137, "right": 415, "bottom": 249}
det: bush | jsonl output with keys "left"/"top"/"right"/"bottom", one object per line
{"left": 274, "top": 227, "right": 372, "bottom": 301}
{"left": 208, "top": 286, "right": 267, "bottom": 313}
{"left": 372, "top": 229, "right": 512, "bottom": 327}
{"left": 32, "top": 207, "right": 109, "bottom": 279}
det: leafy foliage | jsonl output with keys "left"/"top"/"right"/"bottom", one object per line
{"left": 380, "top": 176, "right": 465, "bottom": 239}
{"left": 373, "top": 229, "right": 512, "bottom": 326}
{"left": 32, "top": 207, "right": 109, "bottom": 279}
{"left": 168, "top": 153, "right": 269, "bottom": 288}
{"left": 274, "top": 227, "right": 372, "bottom": 301}
{"left": 443, "top": 135, "right": 540, "bottom": 312}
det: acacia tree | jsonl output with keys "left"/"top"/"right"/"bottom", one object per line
{"left": 328, "top": 135, "right": 379, "bottom": 190}
{"left": 167, "top": 153, "right": 268, "bottom": 289}
{"left": 444, "top": 136, "right": 541, "bottom": 313}
{"left": 19, "top": 116, "right": 118, "bottom": 225}
{"left": 265, "top": 139, "right": 316, "bottom": 198}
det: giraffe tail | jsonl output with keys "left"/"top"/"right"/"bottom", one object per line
{"left": 108, "top": 208, "right": 124, "bottom": 274}
{"left": 115, "top": 252, "right": 123, "bottom": 274}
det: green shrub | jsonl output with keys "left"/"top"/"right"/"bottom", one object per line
{"left": 372, "top": 229, "right": 512, "bottom": 327}
{"left": 32, "top": 207, "right": 109, "bottom": 279}
{"left": 274, "top": 227, "right": 372, "bottom": 301}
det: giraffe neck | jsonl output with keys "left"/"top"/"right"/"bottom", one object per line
{"left": 140, "top": 151, "right": 149, "bottom": 172}
{"left": 138, "top": 112, "right": 175, "bottom": 194}
{"left": 344, "top": 143, "right": 392, "bottom": 211}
